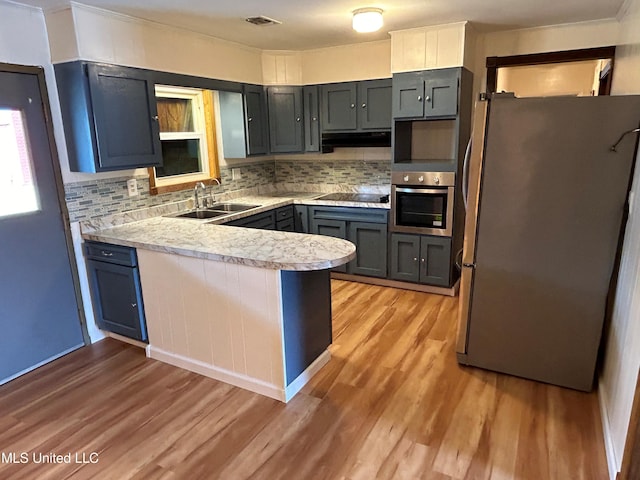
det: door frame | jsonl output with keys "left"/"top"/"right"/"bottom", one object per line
{"left": 0, "top": 62, "right": 89, "bottom": 344}
{"left": 485, "top": 46, "right": 617, "bottom": 95}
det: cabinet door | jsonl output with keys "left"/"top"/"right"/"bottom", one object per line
{"left": 310, "top": 218, "right": 348, "bottom": 273}
{"left": 268, "top": 86, "right": 304, "bottom": 153}
{"left": 244, "top": 84, "right": 269, "bottom": 155}
{"left": 321, "top": 82, "right": 357, "bottom": 131}
{"left": 87, "top": 260, "right": 147, "bottom": 341}
{"left": 294, "top": 205, "right": 309, "bottom": 233}
{"left": 358, "top": 79, "right": 392, "bottom": 130}
{"left": 87, "top": 63, "right": 162, "bottom": 170}
{"left": 419, "top": 236, "right": 451, "bottom": 286}
{"left": 348, "top": 222, "right": 387, "bottom": 278}
{"left": 392, "top": 72, "right": 425, "bottom": 119}
{"left": 303, "top": 85, "right": 320, "bottom": 152}
{"left": 390, "top": 233, "right": 421, "bottom": 283}
{"left": 423, "top": 69, "right": 458, "bottom": 118}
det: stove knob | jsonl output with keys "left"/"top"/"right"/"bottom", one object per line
{"left": 403, "top": 175, "right": 409, "bottom": 182}
{"left": 434, "top": 177, "right": 440, "bottom": 185}
{"left": 418, "top": 176, "right": 424, "bottom": 183}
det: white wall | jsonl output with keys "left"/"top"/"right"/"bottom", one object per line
{"left": 473, "top": 19, "right": 620, "bottom": 96}
{"left": 600, "top": 0, "right": 640, "bottom": 477}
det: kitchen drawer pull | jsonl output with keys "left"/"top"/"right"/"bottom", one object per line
{"left": 100, "top": 251, "right": 114, "bottom": 257}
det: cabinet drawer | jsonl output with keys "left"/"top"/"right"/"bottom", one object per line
{"left": 309, "top": 206, "right": 388, "bottom": 224}
{"left": 227, "top": 210, "right": 276, "bottom": 229}
{"left": 85, "top": 241, "right": 137, "bottom": 267}
{"left": 275, "top": 205, "right": 294, "bottom": 221}
{"left": 277, "top": 218, "right": 295, "bottom": 232}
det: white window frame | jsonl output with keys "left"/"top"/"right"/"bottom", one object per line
{"left": 153, "top": 85, "right": 210, "bottom": 187}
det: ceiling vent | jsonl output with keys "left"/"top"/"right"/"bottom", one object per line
{"left": 245, "top": 16, "right": 282, "bottom": 26}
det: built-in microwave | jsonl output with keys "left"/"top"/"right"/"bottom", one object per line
{"left": 391, "top": 171, "right": 455, "bottom": 237}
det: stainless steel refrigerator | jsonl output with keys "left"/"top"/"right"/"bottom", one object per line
{"left": 456, "top": 94, "right": 640, "bottom": 391}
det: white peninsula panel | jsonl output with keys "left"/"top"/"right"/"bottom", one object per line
{"left": 138, "top": 249, "right": 289, "bottom": 400}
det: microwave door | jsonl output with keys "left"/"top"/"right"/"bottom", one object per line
{"left": 456, "top": 100, "right": 489, "bottom": 359}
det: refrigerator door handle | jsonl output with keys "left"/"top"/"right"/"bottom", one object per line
{"left": 462, "top": 138, "right": 472, "bottom": 210}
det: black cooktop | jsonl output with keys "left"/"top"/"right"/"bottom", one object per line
{"left": 318, "top": 193, "right": 389, "bottom": 203}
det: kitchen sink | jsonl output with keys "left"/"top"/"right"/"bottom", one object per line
{"left": 173, "top": 210, "right": 230, "bottom": 219}
{"left": 207, "top": 203, "right": 259, "bottom": 212}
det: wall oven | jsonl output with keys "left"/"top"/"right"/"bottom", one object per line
{"left": 391, "top": 171, "right": 455, "bottom": 237}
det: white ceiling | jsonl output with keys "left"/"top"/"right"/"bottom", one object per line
{"left": 17, "top": 0, "right": 625, "bottom": 50}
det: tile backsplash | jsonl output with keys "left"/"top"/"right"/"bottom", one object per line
{"left": 275, "top": 158, "right": 390, "bottom": 186}
{"left": 63, "top": 156, "right": 392, "bottom": 222}
{"left": 64, "top": 161, "right": 275, "bottom": 222}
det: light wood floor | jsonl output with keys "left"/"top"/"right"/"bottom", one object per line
{"left": 0, "top": 280, "right": 607, "bottom": 480}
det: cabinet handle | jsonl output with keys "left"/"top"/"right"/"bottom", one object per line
{"left": 312, "top": 117, "right": 317, "bottom": 121}
{"left": 296, "top": 117, "right": 301, "bottom": 122}
{"left": 417, "top": 95, "right": 422, "bottom": 102}
{"left": 426, "top": 95, "right": 431, "bottom": 102}
{"left": 152, "top": 115, "right": 159, "bottom": 121}
{"left": 362, "top": 103, "right": 366, "bottom": 108}
{"left": 350, "top": 103, "right": 355, "bottom": 108}
{"left": 100, "top": 251, "right": 113, "bottom": 257}
{"left": 131, "top": 303, "right": 137, "bottom": 308}
{"left": 248, "top": 117, "right": 253, "bottom": 122}
{"left": 413, "top": 257, "right": 418, "bottom": 262}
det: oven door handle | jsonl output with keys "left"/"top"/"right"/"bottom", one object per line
{"left": 394, "top": 187, "right": 449, "bottom": 195}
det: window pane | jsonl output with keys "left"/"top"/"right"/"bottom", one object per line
{"left": 0, "top": 109, "right": 39, "bottom": 217}
{"left": 157, "top": 98, "right": 194, "bottom": 132}
{"left": 156, "top": 139, "right": 203, "bottom": 177}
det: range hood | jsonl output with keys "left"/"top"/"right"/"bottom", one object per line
{"left": 321, "top": 131, "right": 391, "bottom": 153}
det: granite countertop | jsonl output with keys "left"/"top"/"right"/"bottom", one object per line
{"left": 81, "top": 191, "right": 393, "bottom": 271}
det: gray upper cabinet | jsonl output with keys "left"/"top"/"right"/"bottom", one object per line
{"left": 55, "top": 61, "right": 163, "bottom": 172}
{"left": 244, "top": 84, "right": 269, "bottom": 155}
{"left": 267, "top": 86, "right": 304, "bottom": 153}
{"left": 321, "top": 79, "right": 391, "bottom": 132}
{"left": 392, "top": 68, "right": 459, "bottom": 119}
{"left": 303, "top": 85, "right": 320, "bottom": 152}
{"left": 320, "top": 82, "right": 358, "bottom": 131}
{"left": 357, "top": 79, "right": 392, "bottom": 130}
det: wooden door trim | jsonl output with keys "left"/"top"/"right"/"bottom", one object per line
{"left": 485, "top": 46, "right": 617, "bottom": 94}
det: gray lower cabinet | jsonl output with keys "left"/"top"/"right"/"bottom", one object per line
{"left": 294, "top": 205, "right": 310, "bottom": 233}
{"left": 85, "top": 242, "right": 148, "bottom": 342}
{"left": 267, "top": 86, "right": 304, "bottom": 153}
{"left": 275, "top": 205, "right": 296, "bottom": 231}
{"left": 309, "top": 206, "right": 388, "bottom": 278}
{"left": 227, "top": 210, "right": 276, "bottom": 230}
{"left": 390, "top": 233, "right": 451, "bottom": 287}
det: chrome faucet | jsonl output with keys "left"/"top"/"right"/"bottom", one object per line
{"left": 194, "top": 181, "right": 207, "bottom": 209}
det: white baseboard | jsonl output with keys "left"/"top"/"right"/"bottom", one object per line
{"left": 598, "top": 388, "right": 620, "bottom": 480}
{"left": 284, "top": 350, "right": 331, "bottom": 402}
{"left": 146, "top": 345, "right": 331, "bottom": 403}
{"left": 146, "top": 345, "right": 286, "bottom": 402}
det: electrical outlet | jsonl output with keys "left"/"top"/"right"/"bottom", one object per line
{"left": 127, "top": 178, "right": 138, "bottom": 197}
{"left": 232, "top": 168, "right": 241, "bottom": 180}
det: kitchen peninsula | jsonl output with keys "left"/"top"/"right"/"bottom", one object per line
{"left": 83, "top": 197, "right": 356, "bottom": 402}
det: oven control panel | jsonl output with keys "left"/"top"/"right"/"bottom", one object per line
{"left": 391, "top": 171, "right": 455, "bottom": 187}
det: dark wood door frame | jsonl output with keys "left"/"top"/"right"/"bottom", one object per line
{"left": 486, "top": 46, "right": 617, "bottom": 95}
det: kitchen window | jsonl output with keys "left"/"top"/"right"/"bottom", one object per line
{"left": 149, "top": 85, "right": 220, "bottom": 194}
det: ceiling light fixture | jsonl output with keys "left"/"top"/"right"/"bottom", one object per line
{"left": 352, "top": 8, "right": 383, "bottom": 33}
